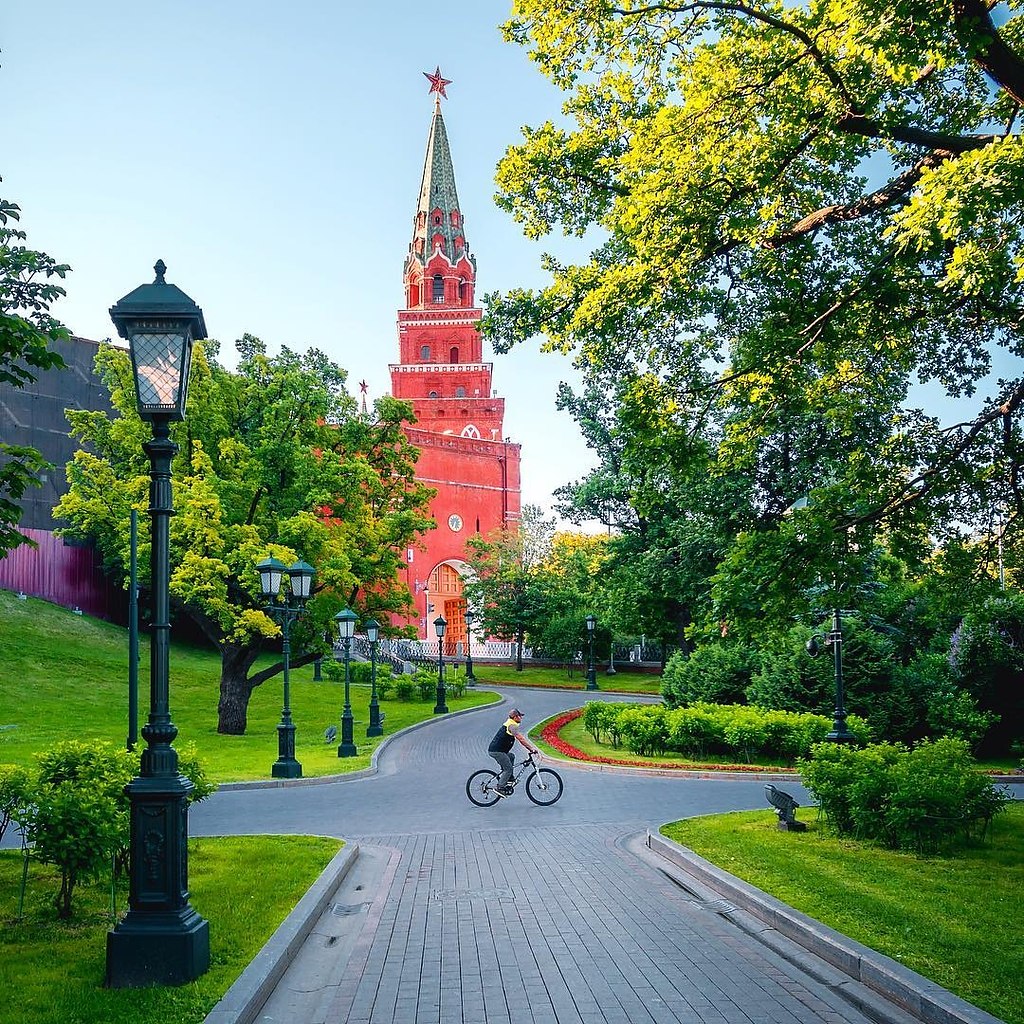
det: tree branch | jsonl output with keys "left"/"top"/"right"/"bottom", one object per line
{"left": 953, "top": 0, "right": 1024, "bottom": 106}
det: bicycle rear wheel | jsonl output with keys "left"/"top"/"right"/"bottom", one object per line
{"left": 466, "top": 769, "right": 502, "bottom": 807}
{"left": 525, "top": 767, "right": 563, "bottom": 805}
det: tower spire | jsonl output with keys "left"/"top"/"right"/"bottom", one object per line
{"left": 406, "top": 68, "right": 471, "bottom": 281}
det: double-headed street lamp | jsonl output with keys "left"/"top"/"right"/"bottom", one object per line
{"left": 464, "top": 608, "right": 477, "bottom": 686}
{"left": 806, "top": 609, "right": 855, "bottom": 743}
{"left": 365, "top": 618, "right": 383, "bottom": 737}
{"left": 105, "top": 261, "right": 209, "bottom": 986}
{"left": 585, "top": 614, "right": 598, "bottom": 691}
{"left": 433, "top": 615, "right": 449, "bottom": 713}
{"left": 335, "top": 607, "right": 358, "bottom": 756}
{"left": 257, "top": 555, "right": 314, "bottom": 778}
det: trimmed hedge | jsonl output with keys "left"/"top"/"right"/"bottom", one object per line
{"left": 799, "top": 737, "right": 1009, "bottom": 852}
{"left": 581, "top": 701, "right": 870, "bottom": 764}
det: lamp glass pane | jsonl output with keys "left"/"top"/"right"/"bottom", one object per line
{"left": 365, "top": 619, "right": 379, "bottom": 643}
{"left": 288, "top": 562, "right": 314, "bottom": 599}
{"left": 130, "top": 331, "right": 188, "bottom": 411}
{"left": 335, "top": 608, "right": 357, "bottom": 640}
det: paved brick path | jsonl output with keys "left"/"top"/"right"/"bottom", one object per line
{"left": 196, "top": 689, "right": 914, "bottom": 1024}
{"left": 255, "top": 823, "right": 872, "bottom": 1024}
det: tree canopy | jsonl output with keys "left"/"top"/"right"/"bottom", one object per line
{"left": 484, "top": 0, "right": 1024, "bottom": 627}
{"left": 56, "top": 335, "right": 435, "bottom": 734}
{"left": 0, "top": 188, "right": 70, "bottom": 553}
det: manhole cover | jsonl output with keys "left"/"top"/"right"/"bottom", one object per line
{"left": 431, "top": 887, "right": 515, "bottom": 903}
{"left": 331, "top": 903, "right": 369, "bottom": 917}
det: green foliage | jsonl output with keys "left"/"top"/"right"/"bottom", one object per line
{"left": 950, "top": 593, "right": 1024, "bottom": 753}
{"left": 0, "top": 191, "right": 71, "bottom": 554}
{"left": 800, "top": 738, "right": 1010, "bottom": 852}
{"left": 583, "top": 701, "right": 864, "bottom": 764}
{"left": 661, "top": 643, "right": 756, "bottom": 707}
{"left": 393, "top": 679, "right": 415, "bottom": 702}
{"left": 176, "top": 742, "right": 218, "bottom": 805}
{"left": 20, "top": 741, "right": 136, "bottom": 919}
{"left": 616, "top": 705, "right": 669, "bottom": 757}
{"left": 0, "top": 763, "right": 30, "bottom": 843}
{"left": 487, "top": 0, "right": 1024, "bottom": 648}
{"left": 54, "top": 335, "right": 434, "bottom": 734}
{"left": 581, "top": 702, "right": 623, "bottom": 748}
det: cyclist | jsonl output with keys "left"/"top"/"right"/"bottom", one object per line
{"left": 487, "top": 707, "right": 540, "bottom": 796}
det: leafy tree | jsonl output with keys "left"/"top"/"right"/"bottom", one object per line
{"left": 55, "top": 336, "right": 434, "bottom": 734}
{"left": 463, "top": 504, "right": 555, "bottom": 669}
{"left": 0, "top": 189, "right": 70, "bottom": 552}
{"left": 950, "top": 591, "right": 1024, "bottom": 753}
{"left": 486, "top": 0, "right": 1024, "bottom": 611}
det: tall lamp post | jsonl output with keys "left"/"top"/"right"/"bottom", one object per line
{"left": 257, "top": 555, "right": 314, "bottom": 778}
{"left": 585, "top": 614, "right": 598, "bottom": 691}
{"left": 464, "top": 608, "right": 477, "bottom": 686}
{"left": 806, "top": 609, "right": 855, "bottom": 742}
{"left": 365, "top": 618, "right": 383, "bottom": 737}
{"left": 335, "top": 608, "right": 358, "bottom": 757}
{"left": 433, "top": 615, "right": 449, "bottom": 713}
{"left": 105, "top": 260, "right": 209, "bottom": 986}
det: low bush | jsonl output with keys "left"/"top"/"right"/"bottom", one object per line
{"left": 800, "top": 737, "right": 1009, "bottom": 853}
{"left": 581, "top": 702, "right": 869, "bottom": 764}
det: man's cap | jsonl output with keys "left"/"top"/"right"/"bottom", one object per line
{"left": 510, "top": 708, "right": 523, "bottom": 717}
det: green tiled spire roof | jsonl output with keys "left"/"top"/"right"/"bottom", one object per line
{"left": 410, "top": 102, "right": 471, "bottom": 267}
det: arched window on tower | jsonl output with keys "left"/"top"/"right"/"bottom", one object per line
{"left": 455, "top": 386, "right": 466, "bottom": 398}
{"left": 461, "top": 424, "right": 481, "bottom": 439}
{"left": 420, "top": 345, "right": 431, "bottom": 361}
{"left": 429, "top": 390, "right": 438, "bottom": 399}
{"left": 449, "top": 346, "right": 458, "bottom": 363}
{"left": 458, "top": 278, "right": 467, "bottom": 305}
{"left": 432, "top": 275, "right": 444, "bottom": 302}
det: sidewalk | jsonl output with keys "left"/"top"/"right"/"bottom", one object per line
{"left": 202, "top": 821, "right": 1004, "bottom": 1024}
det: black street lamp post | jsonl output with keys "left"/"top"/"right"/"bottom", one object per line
{"left": 335, "top": 608, "right": 358, "bottom": 756}
{"left": 806, "top": 609, "right": 855, "bottom": 743}
{"left": 434, "top": 615, "right": 449, "bottom": 713}
{"left": 464, "top": 608, "right": 477, "bottom": 686}
{"left": 105, "top": 261, "right": 209, "bottom": 987}
{"left": 257, "top": 555, "right": 314, "bottom": 778}
{"left": 585, "top": 614, "right": 598, "bottom": 691}
{"left": 365, "top": 618, "right": 383, "bottom": 737}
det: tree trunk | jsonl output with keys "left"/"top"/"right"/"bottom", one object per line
{"left": 217, "top": 643, "right": 261, "bottom": 734}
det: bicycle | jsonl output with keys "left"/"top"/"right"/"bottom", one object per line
{"left": 466, "top": 753, "right": 564, "bottom": 806}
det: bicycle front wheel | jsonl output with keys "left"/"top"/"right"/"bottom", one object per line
{"left": 525, "top": 767, "right": 563, "bottom": 805}
{"left": 466, "top": 769, "right": 502, "bottom": 807}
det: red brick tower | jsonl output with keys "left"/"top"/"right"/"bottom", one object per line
{"left": 392, "top": 70, "right": 522, "bottom": 644}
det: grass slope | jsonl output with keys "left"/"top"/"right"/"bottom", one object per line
{"left": 0, "top": 590, "right": 496, "bottom": 781}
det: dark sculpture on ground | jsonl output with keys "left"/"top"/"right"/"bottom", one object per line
{"left": 765, "top": 784, "right": 807, "bottom": 832}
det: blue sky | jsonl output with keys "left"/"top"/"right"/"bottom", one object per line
{"left": 3, "top": 2, "right": 595, "bottom": 519}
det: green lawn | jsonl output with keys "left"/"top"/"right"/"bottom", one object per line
{"left": 662, "top": 803, "right": 1024, "bottom": 1024}
{"left": 0, "top": 590, "right": 497, "bottom": 782}
{"left": 0, "top": 835, "right": 341, "bottom": 1024}
{"left": 471, "top": 661, "right": 661, "bottom": 694}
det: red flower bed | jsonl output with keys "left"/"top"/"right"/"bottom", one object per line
{"left": 540, "top": 707, "right": 797, "bottom": 773}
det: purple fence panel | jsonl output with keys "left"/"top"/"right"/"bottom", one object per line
{"left": 0, "top": 528, "right": 120, "bottom": 620}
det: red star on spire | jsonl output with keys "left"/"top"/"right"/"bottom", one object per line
{"left": 423, "top": 66, "right": 452, "bottom": 99}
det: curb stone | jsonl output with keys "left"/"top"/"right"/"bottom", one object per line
{"left": 202, "top": 843, "right": 359, "bottom": 1024}
{"left": 646, "top": 831, "right": 1007, "bottom": 1024}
